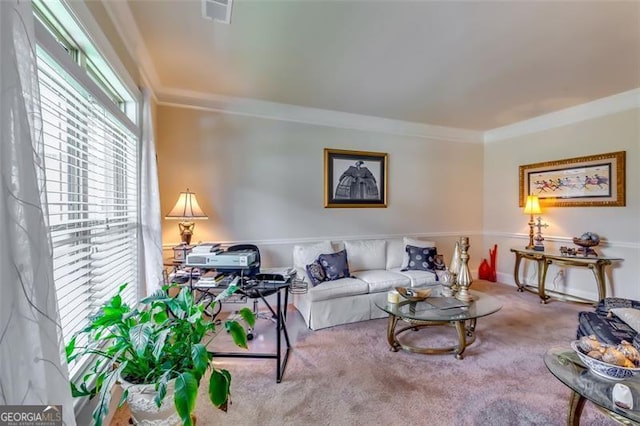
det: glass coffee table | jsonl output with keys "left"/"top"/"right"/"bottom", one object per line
{"left": 375, "top": 289, "right": 501, "bottom": 359}
{"left": 544, "top": 347, "right": 640, "bottom": 425}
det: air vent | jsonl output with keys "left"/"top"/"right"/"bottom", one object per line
{"left": 202, "top": 0, "right": 233, "bottom": 24}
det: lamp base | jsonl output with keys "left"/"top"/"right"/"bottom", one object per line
{"left": 178, "top": 221, "right": 195, "bottom": 245}
{"left": 533, "top": 245, "right": 545, "bottom": 252}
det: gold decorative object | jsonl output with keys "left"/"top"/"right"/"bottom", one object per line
{"left": 523, "top": 194, "right": 541, "bottom": 250}
{"left": 165, "top": 188, "right": 208, "bottom": 245}
{"left": 396, "top": 287, "right": 431, "bottom": 302}
{"left": 455, "top": 236, "right": 473, "bottom": 303}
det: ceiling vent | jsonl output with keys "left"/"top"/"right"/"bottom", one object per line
{"left": 202, "top": 0, "right": 233, "bottom": 24}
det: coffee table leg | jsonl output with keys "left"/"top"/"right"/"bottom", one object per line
{"left": 454, "top": 320, "right": 467, "bottom": 360}
{"left": 568, "top": 390, "right": 586, "bottom": 426}
{"left": 386, "top": 315, "right": 400, "bottom": 352}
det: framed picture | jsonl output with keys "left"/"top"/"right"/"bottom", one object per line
{"left": 324, "top": 148, "right": 388, "bottom": 208}
{"left": 519, "top": 151, "right": 625, "bottom": 207}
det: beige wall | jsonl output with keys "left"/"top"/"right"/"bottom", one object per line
{"left": 156, "top": 105, "right": 485, "bottom": 267}
{"left": 484, "top": 108, "right": 640, "bottom": 299}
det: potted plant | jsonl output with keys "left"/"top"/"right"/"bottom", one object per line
{"left": 66, "top": 283, "right": 255, "bottom": 426}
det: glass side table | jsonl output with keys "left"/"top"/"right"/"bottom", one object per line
{"left": 544, "top": 347, "right": 640, "bottom": 425}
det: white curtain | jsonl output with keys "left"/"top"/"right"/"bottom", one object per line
{"left": 139, "top": 88, "right": 164, "bottom": 296}
{"left": 0, "top": 1, "right": 76, "bottom": 425}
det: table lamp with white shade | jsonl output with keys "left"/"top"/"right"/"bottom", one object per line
{"left": 165, "top": 189, "right": 208, "bottom": 259}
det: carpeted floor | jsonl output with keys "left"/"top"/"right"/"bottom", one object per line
{"left": 112, "top": 280, "right": 619, "bottom": 425}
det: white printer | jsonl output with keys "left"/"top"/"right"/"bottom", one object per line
{"left": 187, "top": 249, "right": 257, "bottom": 268}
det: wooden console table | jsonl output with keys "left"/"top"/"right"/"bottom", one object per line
{"left": 510, "top": 248, "right": 623, "bottom": 303}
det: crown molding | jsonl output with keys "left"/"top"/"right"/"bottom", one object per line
{"left": 99, "top": 1, "right": 636, "bottom": 144}
{"left": 157, "top": 88, "right": 484, "bottom": 143}
{"left": 484, "top": 88, "right": 640, "bottom": 143}
{"left": 97, "top": 3, "right": 482, "bottom": 144}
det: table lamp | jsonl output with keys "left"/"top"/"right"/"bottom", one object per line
{"left": 165, "top": 188, "right": 208, "bottom": 246}
{"left": 523, "top": 194, "right": 541, "bottom": 250}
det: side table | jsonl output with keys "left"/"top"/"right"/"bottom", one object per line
{"left": 510, "top": 248, "right": 623, "bottom": 303}
{"left": 544, "top": 347, "right": 640, "bottom": 425}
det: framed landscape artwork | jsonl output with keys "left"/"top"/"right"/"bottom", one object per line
{"left": 324, "top": 148, "right": 388, "bottom": 208}
{"left": 519, "top": 151, "right": 626, "bottom": 207}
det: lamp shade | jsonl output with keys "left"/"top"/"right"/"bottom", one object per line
{"left": 523, "top": 195, "right": 542, "bottom": 215}
{"left": 165, "top": 189, "right": 208, "bottom": 220}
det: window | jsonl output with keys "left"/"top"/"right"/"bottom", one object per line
{"left": 34, "top": 4, "right": 141, "bottom": 379}
{"left": 33, "top": 0, "right": 136, "bottom": 122}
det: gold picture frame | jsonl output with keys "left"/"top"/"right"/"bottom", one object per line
{"left": 519, "top": 151, "right": 625, "bottom": 207}
{"left": 324, "top": 148, "right": 388, "bottom": 208}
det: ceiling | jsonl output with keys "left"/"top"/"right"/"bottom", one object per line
{"left": 124, "top": 0, "right": 640, "bottom": 131}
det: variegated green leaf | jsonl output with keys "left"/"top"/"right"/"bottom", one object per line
{"left": 129, "top": 323, "right": 152, "bottom": 357}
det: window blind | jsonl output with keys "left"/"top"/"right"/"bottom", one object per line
{"left": 37, "top": 47, "right": 139, "bottom": 378}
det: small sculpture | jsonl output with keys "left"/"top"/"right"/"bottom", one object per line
{"left": 560, "top": 246, "right": 578, "bottom": 256}
{"left": 439, "top": 270, "right": 455, "bottom": 297}
{"left": 478, "top": 244, "right": 497, "bottom": 282}
{"left": 533, "top": 218, "right": 548, "bottom": 251}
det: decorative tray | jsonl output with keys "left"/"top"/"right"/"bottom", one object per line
{"left": 395, "top": 287, "right": 431, "bottom": 302}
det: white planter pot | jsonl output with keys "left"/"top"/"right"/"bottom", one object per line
{"left": 120, "top": 378, "right": 182, "bottom": 426}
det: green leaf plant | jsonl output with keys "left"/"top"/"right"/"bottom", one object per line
{"left": 66, "top": 284, "right": 255, "bottom": 426}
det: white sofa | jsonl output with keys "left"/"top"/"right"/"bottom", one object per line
{"left": 292, "top": 237, "right": 442, "bottom": 330}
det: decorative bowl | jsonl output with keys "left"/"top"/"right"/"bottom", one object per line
{"left": 572, "top": 237, "right": 599, "bottom": 248}
{"left": 395, "top": 287, "right": 432, "bottom": 302}
{"left": 571, "top": 341, "right": 640, "bottom": 380}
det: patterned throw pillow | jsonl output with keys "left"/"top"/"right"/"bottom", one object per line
{"left": 433, "top": 254, "right": 447, "bottom": 271}
{"left": 402, "top": 245, "right": 438, "bottom": 273}
{"left": 306, "top": 259, "right": 327, "bottom": 286}
{"left": 318, "top": 250, "right": 351, "bottom": 281}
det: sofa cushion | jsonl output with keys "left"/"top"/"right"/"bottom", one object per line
{"left": 390, "top": 267, "right": 438, "bottom": 287}
{"left": 351, "top": 270, "right": 410, "bottom": 293}
{"left": 344, "top": 239, "right": 386, "bottom": 272}
{"left": 319, "top": 249, "right": 351, "bottom": 281}
{"left": 306, "top": 260, "right": 327, "bottom": 286}
{"left": 403, "top": 245, "right": 439, "bottom": 272}
{"left": 596, "top": 298, "right": 640, "bottom": 316}
{"left": 307, "top": 277, "right": 369, "bottom": 302}
{"left": 401, "top": 237, "right": 436, "bottom": 268}
{"left": 293, "top": 241, "right": 334, "bottom": 283}
{"left": 385, "top": 239, "right": 404, "bottom": 270}
{"left": 293, "top": 240, "right": 334, "bottom": 270}
{"left": 611, "top": 308, "right": 640, "bottom": 333}
{"left": 577, "top": 311, "right": 637, "bottom": 345}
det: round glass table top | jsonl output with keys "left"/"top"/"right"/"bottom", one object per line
{"left": 544, "top": 347, "right": 640, "bottom": 422}
{"left": 375, "top": 289, "right": 502, "bottom": 322}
